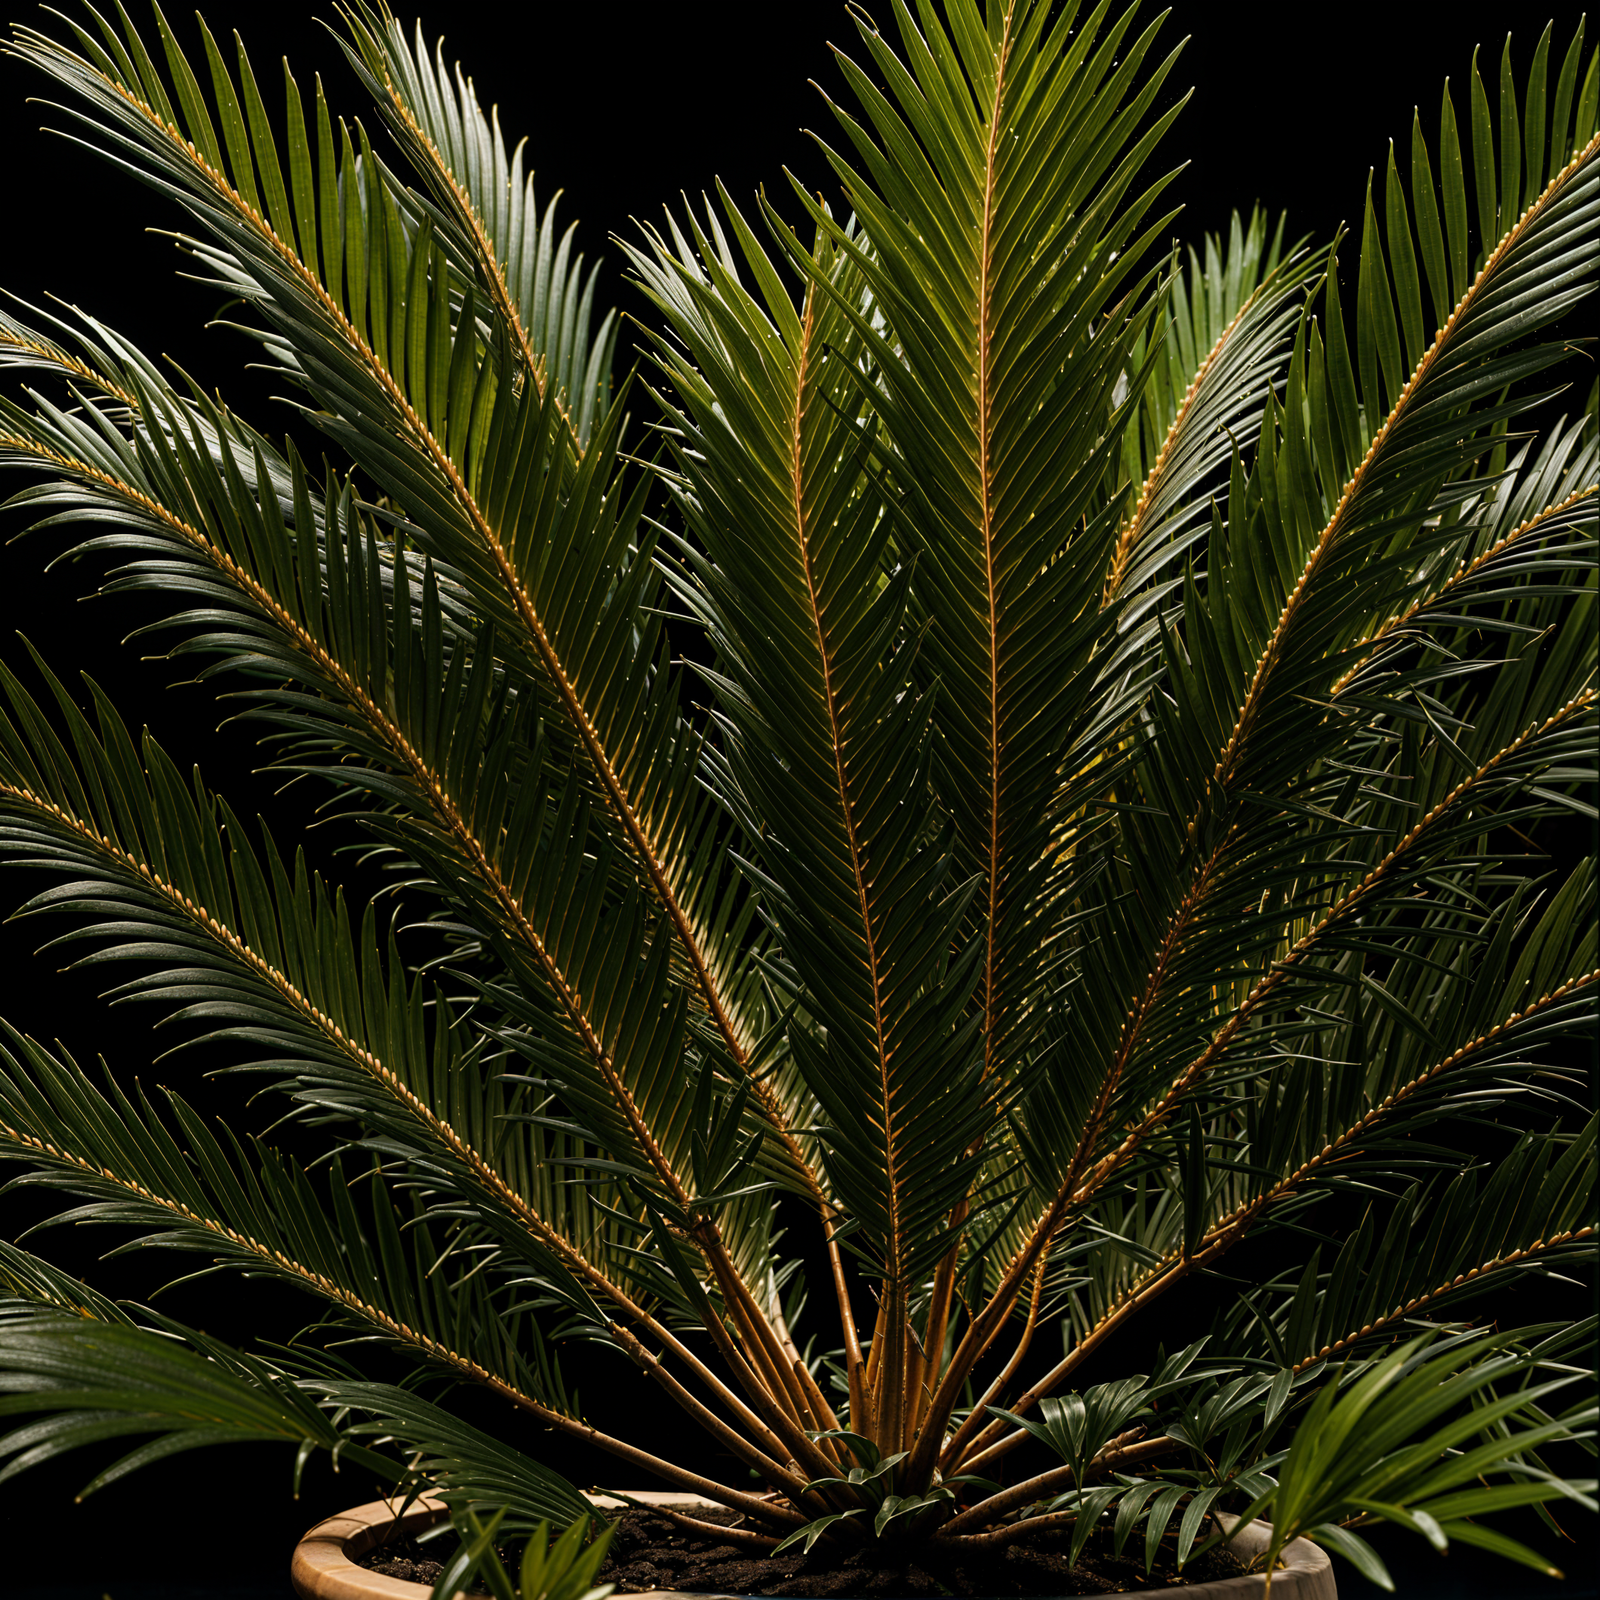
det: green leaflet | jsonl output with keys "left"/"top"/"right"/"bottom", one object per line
{"left": 0, "top": 0, "right": 1591, "bottom": 1575}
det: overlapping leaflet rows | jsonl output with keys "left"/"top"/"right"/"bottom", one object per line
{"left": 0, "top": 0, "right": 1592, "bottom": 1586}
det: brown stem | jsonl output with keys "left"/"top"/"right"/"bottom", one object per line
{"left": 877, "top": 1284, "right": 909, "bottom": 1455}
{"left": 912, "top": 1200, "right": 969, "bottom": 1444}
{"left": 939, "top": 1261, "right": 1044, "bottom": 1474}
{"left": 794, "top": 1359, "right": 841, "bottom": 1445}
{"left": 931, "top": 1437, "right": 1178, "bottom": 1547}
{"left": 827, "top": 1226, "right": 868, "bottom": 1432}
{"left": 648, "top": 1506, "right": 786, "bottom": 1548}
{"left": 539, "top": 1406, "right": 807, "bottom": 1527}
{"left": 905, "top": 895, "right": 1176, "bottom": 1490}
{"left": 942, "top": 1426, "right": 1150, "bottom": 1537}
{"left": 644, "top": 1323, "right": 799, "bottom": 1472}
{"left": 903, "top": 1325, "right": 929, "bottom": 1453}
{"left": 913, "top": 691, "right": 1238, "bottom": 1480}
{"left": 900, "top": 1257, "right": 1030, "bottom": 1488}
{"left": 717, "top": 1248, "right": 826, "bottom": 1435}
{"left": 694, "top": 1297, "right": 802, "bottom": 1448}
{"left": 862, "top": 1291, "right": 890, "bottom": 1442}
{"left": 955, "top": 1235, "right": 1238, "bottom": 1477}
{"left": 769, "top": 1267, "right": 845, "bottom": 1439}
{"left": 694, "top": 1260, "right": 857, "bottom": 1484}
{"left": 706, "top": 1254, "right": 835, "bottom": 1480}
{"left": 695, "top": 1269, "right": 849, "bottom": 1489}
{"left": 604, "top": 1321, "right": 812, "bottom": 1498}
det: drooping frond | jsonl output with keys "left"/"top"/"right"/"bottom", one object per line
{"left": 0, "top": 0, "right": 1592, "bottom": 1569}
{"left": 1011, "top": 73, "right": 1598, "bottom": 1217}
{"left": 335, "top": 0, "right": 617, "bottom": 443}
{"left": 1105, "top": 207, "right": 1315, "bottom": 602}
{"left": 0, "top": 1246, "right": 600, "bottom": 1532}
{"left": 7, "top": 3, "right": 776, "bottom": 1115}
{"left": 0, "top": 291, "right": 834, "bottom": 1358}
{"left": 0, "top": 648, "right": 692, "bottom": 1320}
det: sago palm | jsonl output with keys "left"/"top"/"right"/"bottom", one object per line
{"left": 0, "top": 1, "right": 1594, "bottom": 1592}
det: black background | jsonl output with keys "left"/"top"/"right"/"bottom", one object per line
{"left": 0, "top": 0, "right": 1594, "bottom": 1594}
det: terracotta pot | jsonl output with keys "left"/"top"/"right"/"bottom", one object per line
{"left": 290, "top": 1494, "right": 1336, "bottom": 1600}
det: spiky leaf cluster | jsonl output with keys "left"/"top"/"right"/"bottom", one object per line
{"left": 0, "top": 0, "right": 1593, "bottom": 1584}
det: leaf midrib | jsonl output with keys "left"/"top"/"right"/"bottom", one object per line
{"left": 75, "top": 50, "right": 760, "bottom": 1120}
{"left": 786, "top": 287, "right": 903, "bottom": 1284}
{"left": 1208, "top": 134, "right": 1600, "bottom": 799}
{"left": 976, "top": 4, "right": 1014, "bottom": 1087}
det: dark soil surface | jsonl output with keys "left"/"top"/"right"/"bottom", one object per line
{"left": 597, "top": 1505, "right": 1248, "bottom": 1597}
{"left": 355, "top": 1505, "right": 1247, "bottom": 1596}
{"left": 357, "top": 1529, "right": 476, "bottom": 1590}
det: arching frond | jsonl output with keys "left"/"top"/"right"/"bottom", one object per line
{"left": 335, "top": 0, "right": 617, "bottom": 444}
{"left": 0, "top": 0, "right": 1592, "bottom": 1576}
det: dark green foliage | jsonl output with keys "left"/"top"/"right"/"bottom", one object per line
{"left": 0, "top": 0, "right": 1593, "bottom": 1588}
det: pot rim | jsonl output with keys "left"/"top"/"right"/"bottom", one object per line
{"left": 290, "top": 1495, "right": 1335, "bottom": 1600}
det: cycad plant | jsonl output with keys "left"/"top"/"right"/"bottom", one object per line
{"left": 0, "top": 0, "right": 1595, "bottom": 1592}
